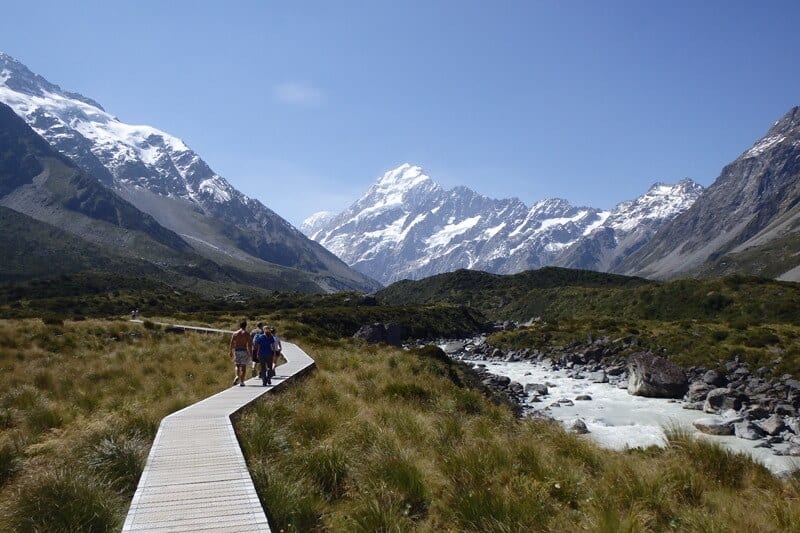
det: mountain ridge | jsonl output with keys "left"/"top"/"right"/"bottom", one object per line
{"left": 617, "top": 105, "right": 800, "bottom": 280}
{"left": 304, "top": 163, "right": 702, "bottom": 284}
{"left": 0, "top": 52, "right": 379, "bottom": 293}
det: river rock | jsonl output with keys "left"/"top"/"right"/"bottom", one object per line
{"left": 627, "top": 352, "right": 688, "bottom": 398}
{"left": 704, "top": 388, "right": 746, "bottom": 413}
{"left": 589, "top": 370, "right": 608, "bottom": 383}
{"left": 786, "top": 417, "right": 800, "bottom": 435}
{"left": 558, "top": 398, "right": 575, "bottom": 406}
{"left": 575, "top": 394, "right": 592, "bottom": 401}
{"left": 693, "top": 417, "right": 738, "bottom": 436}
{"left": 744, "top": 406, "right": 770, "bottom": 420}
{"left": 525, "top": 383, "right": 548, "bottom": 395}
{"left": 687, "top": 381, "right": 713, "bottom": 402}
{"left": 570, "top": 419, "right": 589, "bottom": 434}
{"left": 703, "top": 370, "right": 727, "bottom": 387}
{"left": 442, "top": 341, "right": 466, "bottom": 354}
{"left": 758, "top": 414, "right": 786, "bottom": 436}
{"left": 734, "top": 421, "right": 766, "bottom": 440}
{"left": 775, "top": 403, "right": 797, "bottom": 417}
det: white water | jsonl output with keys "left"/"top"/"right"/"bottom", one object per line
{"left": 477, "top": 360, "right": 800, "bottom": 475}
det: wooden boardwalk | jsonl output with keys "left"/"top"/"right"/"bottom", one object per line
{"left": 122, "top": 324, "right": 315, "bottom": 532}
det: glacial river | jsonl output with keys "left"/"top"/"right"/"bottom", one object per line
{"left": 475, "top": 360, "right": 799, "bottom": 475}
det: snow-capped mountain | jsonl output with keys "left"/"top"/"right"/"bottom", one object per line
{"left": 556, "top": 179, "right": 704, "bottom": 271}
{"left": 0, "top": 52, "right": 378, "bottom": 292}
{"left": 304, "top": 164, "right": 700, "bottom": 285}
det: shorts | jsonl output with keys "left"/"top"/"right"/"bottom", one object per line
{"left": 234, "top": 349, "right": 249, "bottom": 365}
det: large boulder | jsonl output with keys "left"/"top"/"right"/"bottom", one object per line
{"left": 627, "top": 352, "right": 688, "bottom": 398}
{"left": 353, "top": 323, "right": 405, "bottom": 346}
{"left": 385, "top": 323, "right": 405, "bottom": 346}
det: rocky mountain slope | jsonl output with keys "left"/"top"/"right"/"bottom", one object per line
{"left": 0, "top": 102, "right": 334, "bottom": 293}
{"left": 619, "top": 106, "right": 800, "bottom": 281}
{"left": 305, "top": 164, "right": 701, "bottom": 284}
{"left": 556, "top": 179, "right": 703, "bottom": 272}
{"left": 0, "top": 52, "right": 378, "bottom": 293}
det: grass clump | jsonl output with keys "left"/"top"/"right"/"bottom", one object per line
{"left": 84, "top": 431, "right": 150, "bottom": 495}
{"left": 0, "top": 470, "right": 121, "bottom": 532}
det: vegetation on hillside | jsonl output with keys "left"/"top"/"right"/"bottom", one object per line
{"left": 377, "top": 268, "right": 800, "bottom": 325}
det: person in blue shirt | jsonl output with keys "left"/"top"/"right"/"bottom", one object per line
{"left": 253, "top": 327, "right": 273, "bottom": 386}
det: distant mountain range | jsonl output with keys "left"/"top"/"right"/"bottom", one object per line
{"left": 306, "top": 103, "right": 800, "bottom": 285}
{"left": 0, "top": 52, "right": 379, "bottom": 293}
{"left": 3, "top": 51, "right": 798, "bottom": 292}
{"left": 302, "top": 164, "right": 703, "bottom": 284}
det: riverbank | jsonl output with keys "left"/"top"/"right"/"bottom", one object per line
{"left": 431, "top": 333, "right": 800, "bottom": 475}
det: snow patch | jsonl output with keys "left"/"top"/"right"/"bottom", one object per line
{"left": 746, "top": 135, "right": 786, "bottom": 157}
{"left": 426, "top": 216, "right": 481, "bottom": 248}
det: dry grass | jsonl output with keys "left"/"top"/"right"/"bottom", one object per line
{"left": 0, "top": 318, "right": 234, "bottom": 531}
{"left": 237, "top": 339, "right": 800, "bottom": 532}
{"left": 2, "top": 316, "right": 800, "bottom": 531}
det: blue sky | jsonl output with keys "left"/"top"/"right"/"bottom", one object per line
{"left": 2, "top": 0, "right": 799, "bottom": 225}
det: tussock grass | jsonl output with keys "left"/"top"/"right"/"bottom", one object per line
{"left": 237, "top": 340, "right": 800, "bottom": 532}
{"left": 0, "top": 318, "right": 234, "bottom": 530}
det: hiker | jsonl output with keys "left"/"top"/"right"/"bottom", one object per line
{"left": 253, "top": 327, "right": 272, "bottom": 386}
{"left": 268, "top": 327, "right": 282, "bottom": 382}
{"left": 250, "top": 322, "right": 264, "bottom": 378}
{"left": 229, "top": 320, "right": 253, "bottom": 387}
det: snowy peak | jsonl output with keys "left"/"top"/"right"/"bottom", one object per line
{"left": 362, "top": 163, "right": 438, "bottom": 202}
{"left": 0, "top": 52, "right": 104, "bottom": 110}
{"left": 375, "top": 163, "right": 431, "bottom": 188}
{"left": 300, "top": 210, "right": 337, "bottom": 237}
{"left": 0, "top": 51, "right": 235, "bottom": 202}
{"left": 742, "top": 106, "right": 800, "bottom": 159}
{"left": 604, "top": 178, "right": 703, "bottom": 233}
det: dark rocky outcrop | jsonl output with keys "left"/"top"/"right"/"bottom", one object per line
{"left": 353, "top": 323, "right": 406, "bottom": 346}
{"left": 627, "top": 352, "right": 688, "bottom": 398}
